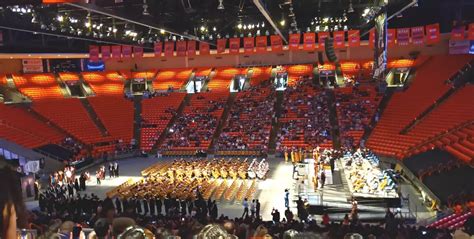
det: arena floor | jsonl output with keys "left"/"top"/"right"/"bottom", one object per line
{"left": 28, "top": 155, "right": 435, "bottom": 222}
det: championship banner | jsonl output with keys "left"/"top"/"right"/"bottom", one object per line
{"left": 187, "top": 40, "right": 196, "bottom": 56}
{"left": 176, "top": 41, "right": 187, "bottom": 57}
{"left": 133, "top": 46, "right": 143, "bottom": 58}
{"left": 199, "top": 42, "right": 210, "bottom": 55}
{"left": 387, "top": 29, "right": 396, "bottom": 47}
{"left": 256, "top": 36, "right": 267, "bottom": 52}
{"left": 243, "top": 37, "right": 255, "bottom": 54}
{"left": 217, "top": 39, "right": 227, "bottom": 53}
{"left": 289, "top": 33, "right": 301, "bottom": 50}
{"left": 333, "top": 31, "right": 345, "bottom": 48}
{"left": 229, "top": 38, "right": 240, "bottom": 54}
{"left": 43, "top": 0, "right": 79, "bottom": 3}
{"left": 22, "top": 59, "right": 44, "bottom": 73}
{"left": 0, "top": 31, "right": 3, "bottom": 46}
{"left": 411, "top": 26, "right": 425, "bottom": 45}
{"left": 112, "top": 45, "right": 121, "bottom": 59}
{"left": 164, "top": 41, "right": 174, "bottom": 57}
{"left": 101, "top": 46, "right": 111, "bottom": 61}
{"left": 373, "top": 11, "right": 387, "bottom": 81}
{"left": 426, "top": 23, "right": 440, "bottom": 44}
{"left": 396, "top": 28, "right": 410, "bottom": 46}
{"left": 451, "top": 26, "right": 465, "bottom": 40}
{"left": 154, "top": 42, "right": 162, "bottom": 57}
{"left": 369, "top": 29, "right": 375, "bottom": 48}
{"left": 122, "top": 45, "right": 132, "bottom": 58}
{"left": 303, "top": 32, "right": 316, "bottom": 50}
{"left": 468, "top": 23, "right": 474, "bottom": 40}
{"left": 318, "top": 32, "right": 330, "bottom": 48}
{"left": 348, "top": 30, "right": 360, "bottom": 47}
{"left": 270, "top": 35, "right": 283, "bottom": 52}
{"left": 89, "top": 45, "right": 99, "bottom": 62}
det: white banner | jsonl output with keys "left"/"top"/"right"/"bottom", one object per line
{"left": 24, "top": 160, "right": 40, "bottom": 174}
{"left": 22, "top": 59, "right": 44, "bottom": 73}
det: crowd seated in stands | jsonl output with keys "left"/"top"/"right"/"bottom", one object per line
{"left": 335, "top": 86, "right": 381, "bottom": 149}
{"left": 216, "top": 85, "right": 275, "bottom": 151}
{"left": 161, "top": 92, "right": 228, "bottom": 150}
{"left": 277, "top": 78, "right": 332, "bottom": 151}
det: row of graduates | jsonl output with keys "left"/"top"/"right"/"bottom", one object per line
{"left": 284, "top": 147, "right": 321, "bottom": 164}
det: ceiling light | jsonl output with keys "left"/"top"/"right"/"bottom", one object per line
{"left": 160, "top": 29, "right": 165, "bottom": 34}
{"left": 279, "top": 19, "right": 285, "bottom": 26}
{"left": 323, "top": 17, "right": 329, "bottom": 23}
{"left": 213, "top": 26, "right": 217, "bottom": 31}
{"left": 261, "top": 22, "right": 265, "bottom": 28}
{"left": 237, "top": 23, "right": 242, "bottom": 29}
{"left": 85, "top": 22, "right": 91, "bottom": 28}
{"left": 57, "top": 15, "right": 64, "bottom": 22}
{"left": 243, "top": 25, "right": 247, "bottom": 30}
{"left": 217, "top": 0, "right": 224, "bottom": 10}
{"left": 200, "top": 26, "right": 205, "bottom": 32}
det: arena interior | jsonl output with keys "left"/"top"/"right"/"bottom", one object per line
{"left": 0, "top": 0, "right": 473, "bottom": 238}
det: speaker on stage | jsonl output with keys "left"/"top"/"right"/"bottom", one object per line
{"left": 318, "top": 52, "right": 324, "bottom": 65}
{"left": 325, "top": 38, "right": 338, "bottom": 63}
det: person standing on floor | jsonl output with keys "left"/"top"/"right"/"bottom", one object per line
{"left": 108, "top": 163, "right": 113, "bottom": 179}
{"left": 250, "top": 199, "right": 256, "bottom": 218}
{"left": 114, "top": 162, "right": 119, "bottom": 177}
{"left": 242, "top": 198, "right": 249, "bottom": 218}
{"left": 284, "top": 189, "right": 290, "bottom": 208}
{"left": 256, "top": 199, "right": 261, "bottom": 218}
{"left": 96, "top": 170, "right": 101, "bottom": 185}
{"left": 320, "top": 171, "right": 326, "bottom": 189}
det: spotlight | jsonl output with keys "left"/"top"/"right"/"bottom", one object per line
{"left": 160, "top": 29, "right": 165, "bottom": 34}
{"left": 113, "top": 28, "right": 118, "bottom": 33}
{"left": 279, "top": 19, "right": 285, "bottom": 26}
{"left": 217, "top": 0, "right": 224, "bottom": 10}
{"left": 323, "top": 17, "right": 329, "bottom": 23}
{"left": 200, "top": 26, "right": 205, "bottom": 32}
{"left": 237, "top": 23, "right": 242, "bottom": 29}
{"left": 85, "top": 22, "right": 91, "bottom": 28}
{"left": 243, "top": 25, "right": 247, "bottom": 30}
{"left": 57, "top": 15, "right": 64, "bottom": 22}
{"left": 261, "top": 22, "right": 265, "bottom": 28}
{"left": 213, "top": 26, "right": 217, "bottom": 31}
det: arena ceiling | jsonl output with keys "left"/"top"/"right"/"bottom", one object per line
{"left": 0, "top": 0, "right": 473, "bottom": 53}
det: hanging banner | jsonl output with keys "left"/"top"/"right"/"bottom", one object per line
{"left": 303, "top": 32, "right": 316, "bottom": 50}
{"left": 256, "top": 36, "right": 267, "bottom": 52}
{"left": 133, "top": 46, "right": 143, "bottom": 58}
{"left": 187, "top": 40, "right": 196, "bottom": 56}
{"left": 199, "top": 42, "right": 210, "bottom": 55}
{"left": 0, "top": 31, "right": 3, "bottom": 46}
{"left": 348, "top": 30, "right": 360, "bottom": 47}
{"left": 373, "top": 11, "right": 388, "bottom": 81}
{"left": 243, "top": 37, "right": 255, "bottom": 54}
{"left": 217, "top": 38, "right": 227, "bottom": 54}
{"left": 122, "top": 45, "right": 132, "bottom": 58}
{"left": 387, "top": 29, "right": 396, "bottom": 47}
{"left": 154, "top": 42, "right": 162, "bottom": 57}
{"left": 289, "top": 33, "right": 301, "bottom": 50}
{"left": 112, "top": 45, "right": 121, "bottom": 59}
{"left": 164, "top": 41, "right": 174, "bottom": 57}
{"left": 396, "top": 28, "right": 410, "bottom": 46}
{"left": 333, "top": 31, "right": 345, "bottom": 48}
{"left": 101, "top": 46, "right": 111, "bottom": 61}
{"left": 270, "top": 35, "right": 283, "bottom": 52}
{"left": 468, "top": 23, "right": 474, "bottom": 40}
{"left": 369, "top": 29, "right": 375, "bottom": 48}
{"left": 451, "top": 26, "right": 465, "bottom": 40}
{"left": 411, "top": 26, "right": 425, "bottom": 45}
{"left": 229, "top": 38, "right": 240, "bottom": 54}
{"left": 449, "top": 40, "right": 470, "bottom": 55}
{"left": 318, "top": 32, "right": 330, "bottom": 48}
{"left": 426, "top": 23, "right": 440, "bottom": 45}
{"left": 43, "top": 0, "right": 79, "bottom": 3}
{"left": 176, "top": 41, "right": 187, "bottom": 57}
{"left": 89, "top": 45, "right": 99, "bottom": 62}
{"left": 22, "top": 59, "right": 44, "bottom": 73}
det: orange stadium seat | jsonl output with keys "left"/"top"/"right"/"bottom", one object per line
{"left": 12, "top": 73, "right": 63, "bottom": 99}
{"left": 207, "top": 67, "right": 247, "bottom": 91}
{"left": 82, "top": 71, "right": 124, "bottom": 96}
{"left": 153, "top": 68, "right": 192, "bottom": 91}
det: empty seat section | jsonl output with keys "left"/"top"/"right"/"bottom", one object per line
{"left": 0, "top": 104, "right": 65, "bottom": 148}
{"left": 59, "top": 73, "right": 80, "bottom": 81}
{"left": 12, "top": 73, "right": 63, "bottom": 99}
{"left": 82, "top": 72, "right": 124, "bottom": 96}
{"left": 161, "top": 91, "right": 228, "bottom": 150}
{"left": 32, "top": 98, "right": 106, "bottom": 144}
{"left": 285, "top": 64, "right": 313, "bottom": 86}
{"left": 250, "top": 66, "right": 272, "bottom": 86}
{"left": 207, "top": 67, "right": 246, "bottom": 91}
{"left": 153, "top": 68, "right": 192, "bottom": 91}
{"left": 140, "top": 93, "right": 185, "bottom": 151}
{"left": 367, "top": 55, "right": 474, "bottom": 158}
{"left": 131, "top": 70, "right": 157, "bottom": 79}
{"left": 88, "top": 96, "right": 134, "bottom": 142}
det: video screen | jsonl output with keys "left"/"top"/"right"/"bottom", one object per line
{"left": 186, "top": 76, "right": 206, "bottom": 93}
{"left": 230, "top": 74, "right": 247, "bottom": 92}
{"left": 274, "top": 72, "right": 288, "bottom": 91}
